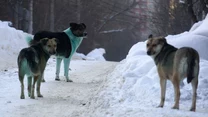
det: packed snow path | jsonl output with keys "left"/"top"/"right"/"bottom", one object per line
{"left": 0, "top": 59, "right": 118, "bottom": 117}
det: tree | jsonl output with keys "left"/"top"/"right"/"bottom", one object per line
{"left": 77, "top": 0, "right": 142, "bottom": 61}
{"left": 28, "top": 0, "right": 33, "bottom": 34}
{"left": 76, "top": 0, "right": 81, "bottom": 23}
{"left": 50, "top": 0, "right": 54, "bottom": 31}
{"left": 148, "top": 0, "right": 208, "bottom": 36}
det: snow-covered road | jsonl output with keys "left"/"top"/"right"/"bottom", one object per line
{"left": 0, "top": 58, "right": 118, "bottom": 117}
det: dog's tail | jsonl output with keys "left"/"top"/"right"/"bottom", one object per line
{"left": 187, "top": 49, "right": 198, "bottom": 83}
{"left": 25, "top": 35, "right": 33, "bottom": 46}
{"left": 18, "top": 48, "right": 39, "bottom": 74}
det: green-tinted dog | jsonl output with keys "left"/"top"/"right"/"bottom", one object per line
{"left": 18, "top": 38, "right": 57, "bottom": 99}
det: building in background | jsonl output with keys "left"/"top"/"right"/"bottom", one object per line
{"left": 132, "top": 0, "right": 154, "bottom": 40}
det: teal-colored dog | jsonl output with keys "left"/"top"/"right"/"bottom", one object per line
{"left": 27, "top": 23, "right": 87, "bottom": 82}
{"left": 18, "top": 38, "right": 57, "bottom": 99}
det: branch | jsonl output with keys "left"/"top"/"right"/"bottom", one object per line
{"left": 97, "top": 0, "right": 138, "bottom": 32}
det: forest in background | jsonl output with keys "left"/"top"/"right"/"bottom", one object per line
{"left": 0, "top": 0, "right": 207, "bottom": 61}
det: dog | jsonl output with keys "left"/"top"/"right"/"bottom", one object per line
{"left": 18, "top": 38, "right": 58, "bottom": 99}
{"left": 26, "top": 23, "right": 87, "bottom": 82}
{"left": 146, "top": 35, "right": 199, "bottom": 111}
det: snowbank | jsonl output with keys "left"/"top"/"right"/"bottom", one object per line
{"left": 0, "top": 21, "right": 31, "bottom": 70}
{"left": 72, "top": 48, "right": 106, "bottom": 61}
{"left": 84, "top": 15, "right": 208, "bottom": 116}
{"left": 86, "top": 48, "right": 106, "bottom": 61}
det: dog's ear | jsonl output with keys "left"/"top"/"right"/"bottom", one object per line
{"left": 70, "top": 23, "right": 77, "bottom": 28}
{"left": 40, "top": 38, "right": 49, "bottom": 45}
{"left": 148, "top": 34, "right": 153, "bottom": 39}
{"left": 159, "top": 37, "right": 167, "bottom": 44}
{"left": 81, "top": 23, "right": 86, "bottom": 29}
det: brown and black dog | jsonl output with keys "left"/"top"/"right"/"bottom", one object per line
{"left": 18, "top": 38, "right": 58, "bottom": 99}
{"left": 146, "top": 35, "right": 200, "bottom": 111}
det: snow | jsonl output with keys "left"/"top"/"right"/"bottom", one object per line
{"left": 86, "top": 48, "right": 106, "bottom": 61}
{"left": 179, "top": 0, "right": 185, "bottom": 4}
{"left": 100, "top": 29, "right": 124, "bottom": 33}
{"left": 72, "top": 48, "right": 106, "bottom": 61}
{"left": 0, "top": 59, "right": 117, "bottom": 117}
{"left": 1, "top": 14, "right": 208, "bottom": 117}
{"left": 0, "top": 21, "right": 31, "bottom": 70}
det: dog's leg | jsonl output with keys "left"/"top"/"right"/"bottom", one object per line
{"left": 64, "top": 58, "right": 73, "bottom": 82}
{"left": 31, "top": 76, "right": 39, "bottom": 99}
{"left": 27, "top": 76, "right": 32, "bottom": 97}
{"left": 41, "top": 71, "right": 45, "bottom": 82}
{"left": 19, "top": 74, "right": 25, "bottom": 99}
{"left": 55, "top": 57, "right": 62, "bottom": 81}
{"left": 36, "top": 75, "right": 43, "bottom": 97}
{"left": 172, "top": 73, "right": 180, "bottom": 110}
{"left": 158, "top": 78, "right": 167, "bottom": 108}
{"left": 190, "top": 77, "right": 198, "bottom": 111}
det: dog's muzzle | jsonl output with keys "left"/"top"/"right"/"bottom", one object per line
{"left": 83, "top": 32, "right": 87, "bottom": 38}
{"left": 49, "top": 51, "right": 56, "bottom": 55}
{"left": 147, "top": 50, "right": 151, "bottom": 55}
{"left": 147, "top": 50, "right": 156, "bottom": 56}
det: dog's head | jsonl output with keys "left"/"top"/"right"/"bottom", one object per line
{"left": 146, "top": 35, "right": 167, "bottom": 57}
{"left": 41, "top": 38, "right": 58, "bottom": 55}
{"left": 70, "top": 23, "right": 87, "bottom": 37}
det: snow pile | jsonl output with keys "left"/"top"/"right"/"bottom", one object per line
{"left": 0, "top": 21, "right": 31, "bottom": 70}
{"left": 72, "top": 52, "right": 87, "bottom": 60}
{"left": 86, "top": 48, "right": 106, "bottom": 61}
{"left": 72, "top": 48, "right": 106, "bottom": 61}
{"left": 84, "top": 16, "right": 208, "bottom": 116}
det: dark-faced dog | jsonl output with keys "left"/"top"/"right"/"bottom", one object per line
{"left": 18, "top": 38, "right": 57, "bottom": 99}
{"left": 146, "top": 35, "right": 199, "bottom": 111}
{"left": 26, "top": 23, "right": 87, "bottom": 82}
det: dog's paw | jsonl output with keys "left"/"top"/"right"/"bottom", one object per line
{"left": 55, "top": 76, "right": 60, "bottom": 81}
{"left": 190, "top": 107, "right": 196, "bottom": 112}
{"left": 55, "top": 78, "right": 60, "bottom": 81}
{"left": 20, "top": 95, "right": 25, "bottom": 99}
{"left": 42, "top": 79, "right": 46, "bottom": 82}
{"left": 171, "top": 106, "right": 179, "bottom": 110}
{"left": 157, "top": 105, "right": 163, "bottom": 108}
{"left": 30, "top": 95, "right": 35, "bottom": 99}
{"left": 66, "top": 79, "right": 73, "bottom": 82}
{"left": 38, "top": 94, "right": 43, "bottom": 98}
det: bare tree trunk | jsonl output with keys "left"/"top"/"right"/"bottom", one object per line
{"left": 187, "top": 0, "right": 198, "bottom": 24}
{"left": 28, "top": 0, "right": 33, "bottom": 34}
{"left": 50, "top": 0, "right": 54, "bottom": 31}
{"left": 200, "top": 0, "right": 208, "bottom": 19}
{"left": 14, "top": 3, "right": 19, "bottom": 28}
{"left": 77, "top": 0, "right": 81, "bottom": 23}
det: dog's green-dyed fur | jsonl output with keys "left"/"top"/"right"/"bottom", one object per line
{"left": 55, "top": 28, "right": 83, "bottom": 81}
{"left": 64, "top": 28, "right": 83, "bottom": 59}
{"left": 25, "top": 35, "right": 33, "bottom": 45}
{"left": 19, "top": 59, "right": 33, "bottom": 76}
